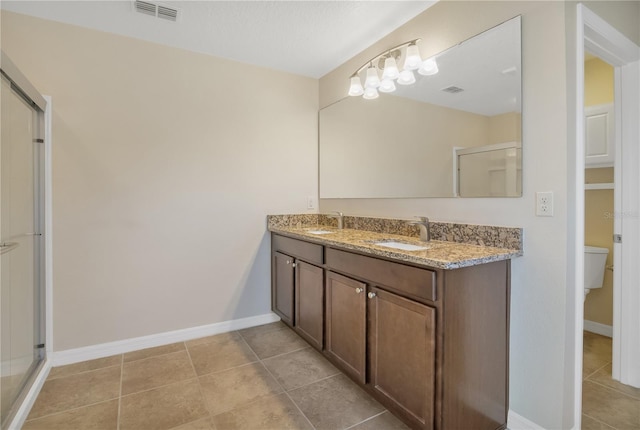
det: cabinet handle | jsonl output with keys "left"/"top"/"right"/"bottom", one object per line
{"left": 355, "top": 287, "right": 363, "bottom": 294}
{"left": 367, "top": 292, "right": 377, "bottom": 299}
{"left": 292, "top": 263, "right": 297, "bottom": 268}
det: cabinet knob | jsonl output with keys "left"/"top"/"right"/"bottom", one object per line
{"left": 367, "top": 292, "right": 377, "bottom": 299}
{"left": 286, "top": 260, "right": 291, "bottom": 264}
{"left": 355, "top": 287, "right": 363, "bottom": 294}
{"left": 292, "top": 263, "right": 297, "bottom": 268}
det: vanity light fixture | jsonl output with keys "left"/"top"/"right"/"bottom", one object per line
{"left": 348, "top": 39, "right": 438, "bottom": 99}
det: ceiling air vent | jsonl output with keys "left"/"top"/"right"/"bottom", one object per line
{"left": 441, "top": 86, "right": 464, "bottom": 94}
{"left": 157, "top": 5, "right": 178, "bottom": 21}
{"left": 135, "top": 1, "right": 156, "bottom": 16}
{"left": 134, "top": 1, "right": 179, "bottom": 22}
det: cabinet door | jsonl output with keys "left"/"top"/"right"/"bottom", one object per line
{"left": 273, "top": 251, "right": 295, "bottom": 326}
{"left": 295, "top": 261, "right": 324, "bottom": 350}
{"left": 325, "top": 271, "right": 366, "bottom": 384}
{"left": 585, "top": 103, "right": 614, "bottom": 167}
{"left": 368, "top": 287, "right": 436, "bottom": 428}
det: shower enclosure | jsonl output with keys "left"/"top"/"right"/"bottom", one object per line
{"left": 0, "top": 52, "right": 46, "bottom": 429}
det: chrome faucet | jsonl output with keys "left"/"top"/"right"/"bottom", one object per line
{"left": 328, "top": 211, "right": 344, "bottom": 229}
{"left": 408, "top": 216, "right": 430, "bottom": 242}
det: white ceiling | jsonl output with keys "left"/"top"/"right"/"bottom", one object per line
{"left": 1, "top": 0, "right": 436, "bottom": 78}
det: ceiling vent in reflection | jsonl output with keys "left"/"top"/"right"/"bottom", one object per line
{"left": 134, "top": 1, "right": 179, "bottom": 22}
{"left": 441, "top": 86, "right": 464, "bottom": 94}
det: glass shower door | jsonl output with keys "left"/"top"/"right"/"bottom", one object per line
{"left": 0, "top": 72, "right": 44, "bottom": 428}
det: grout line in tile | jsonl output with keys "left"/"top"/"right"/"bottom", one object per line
{"left": 583, "top": 362, "right": 610, "bottom": 381}
{"left": 182, "top": 331, "right": 262, "bottom": 380}
{"left": 117, "top": 354, "right": 123, "bottom": 430}
{"left": 122, "top": 348, "right": 188, "bottom": 366}
{"left": 585, "top": 378, "right": 640, "bottom": 402}
{"left": 120, "top": 376, "right": 200, "bottom": 399}
{"left": 285, "top": 372, "right": 342, "bottom": 394}
{"left": 582, "top": 412, "right": 619, "bottom": 430}
{"left": 343, "top": 410, "right": 388, "bottom": 430}
{"left": 237, "top": 325, "right": 288, "bottom": 342}
{"left": 257, "top": 357, "right": 317, "bottom": 430}
{"left": 24, "top": 397, "right": 120, "bottom": 423}
{"left": 46, "top": 363, "right": 123, "bottom": 381}
{"left": 184, "top": 340, "right": 214, "bottom": 420}
{"left": 260, "top": 345, "right": 312, "bottom": 361}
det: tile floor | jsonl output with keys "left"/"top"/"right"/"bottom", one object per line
{"left": 23, "top": 322, "right": 409, "bottom": 430}
{"left": 582, "top": 331, "right": 640, "bottom": 430}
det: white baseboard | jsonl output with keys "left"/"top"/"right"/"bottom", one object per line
{"left": 51, "top": 312, "right": 281, "bottom": 366}
{"left": 508, "top": 410, "right": 545, "bottom": 430}
{"left": 7, "top": 360, "right": 52, "bottom": 430}
{"left": 583, "top": 320, "right": 613, "bottom": 338}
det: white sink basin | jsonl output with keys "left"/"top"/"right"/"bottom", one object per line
{"left": 373, "top": 241, "right": 429, "bottom": 251}
{"left": 306, "top": 230, "right": 334, "bottom": 235}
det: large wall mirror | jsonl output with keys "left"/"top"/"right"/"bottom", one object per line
{"left": 319, "top": 16, "right": 522, "bottom": 198}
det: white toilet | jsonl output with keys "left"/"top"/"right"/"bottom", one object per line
{"left": 584, "top": 246, "right": 609, "bottom": 300}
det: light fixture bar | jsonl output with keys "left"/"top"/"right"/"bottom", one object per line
{"left": 349, "top": 39, "right": 421, "bottom": 78}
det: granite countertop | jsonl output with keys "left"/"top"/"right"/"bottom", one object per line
{"left": 269, "top": 225, "right": 521, "bottom": 270}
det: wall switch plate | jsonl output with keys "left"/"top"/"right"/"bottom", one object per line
{"left": 536, "top": 191, "right": 554, "bottom": 216}
{"left": 307, "top": 195, "right": 317, "bottom": 210}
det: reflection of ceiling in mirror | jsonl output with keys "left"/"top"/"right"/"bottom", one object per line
{"left": 392, "top": 17, "right": 521, "bottom": 117}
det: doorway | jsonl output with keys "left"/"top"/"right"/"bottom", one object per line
{"left": 0, "top": 52, "right": 47, "bottom": 429}
{"left": 574, "top": 4, "right": 640, "bottom": 430}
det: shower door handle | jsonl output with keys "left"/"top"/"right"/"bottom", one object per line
{"left": 0, "top": 242, "right": 19, "bottom": 256}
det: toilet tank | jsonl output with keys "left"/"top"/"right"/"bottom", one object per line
{"left": 584, "top": 246, "right": 609, "bottom": 290}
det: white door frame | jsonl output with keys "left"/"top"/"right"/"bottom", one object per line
{"left": 573, "top": 3, "right": 640, "bottom": 428}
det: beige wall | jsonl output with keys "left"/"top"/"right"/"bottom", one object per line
{"left": 320, "top": 1, "right": 570, "bottom": 428}
{"left": 488, "top": 112, "right": 522, "bottom": 144}
{"left": 585, "top": 58, "right": 615, "bottom": 106}
{"left": 319, "top": 95, "right": 490, "bottom": 198}
{"left": 1, "top": 11, "right": 319, "bottom": 351}
{"left": 584, "top": 57, "right": 614, "bottom": 326}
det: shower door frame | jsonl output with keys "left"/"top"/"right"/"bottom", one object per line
{"left": 0, "top": 51, "right": 52, "bottom": 430}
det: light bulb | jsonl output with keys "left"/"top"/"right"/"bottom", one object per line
{"left": 363, "top": 87, "right": 379, "bottom": 100}
{"left": 403, "top": 43, "right": 422, "bottom": 71}
{"left": 348, "top": 76, "right": 364, "bottom": 96}
{"left": 397, "top": 69, "right": 416, "bottom": 85}
{"left": 379, "top": 79, "right": 396, "bottom": 93}
{"left": 381, "top": 57, "right": 400, "bottom": 81}
{"left": 418, "top": 58, "right": 439, "bottom": 76}
{"left": 364, "top": 65, "right": 380, "bottom": 88}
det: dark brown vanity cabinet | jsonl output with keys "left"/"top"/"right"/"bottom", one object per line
{"left": 294, "top": 261, "right": 324, "bottom": 349}
{"left": 325, "top": 271, "right": 367, "bottom": 384}
{"left": 271, "top": 235, "right": 324, "bottom": 348}
{"left": 271, "top": 233, "right": 510, "bottom": 430}
{"left": 272, "top": 251, "right": 295, "bottom": 326}
{"left": 368, "top": 286, "right": 436, "bottom": 427}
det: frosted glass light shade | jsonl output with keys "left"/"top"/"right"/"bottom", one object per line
{"left": 363, "top": 87, "right": 379, "bottom": 100}
{"left": 379, "top": 79, "right": 396, "bottom": 93}
{"left": 397, "top": 69, "right": 416, "bottom": 85}
{"left": 364, "top": 66, "right": 381, "bottom": 88}
{"left": 348, "top": 76, "right": 364, "bottom": 96}
{"left": 403, "top": 43, "right": 422, "bottom": 70}
{"left": 381, "top": 57, "right": 400, "bottom": 80}
{"left": 418, "top": 58, "right": 439, "bottom": 76}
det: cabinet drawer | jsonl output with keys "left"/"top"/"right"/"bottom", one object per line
{"left": 272, "top": 235, "right": 323, "bottom": 265}
{"left": 326, "top": 248, "right": 436, "bottom": 302}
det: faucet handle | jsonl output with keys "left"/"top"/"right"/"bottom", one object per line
{"left": 333, "top": 211, "right": 343, "bottom": 217}
{"left": 414, "top": 216, "right": 429, "bottom": 223}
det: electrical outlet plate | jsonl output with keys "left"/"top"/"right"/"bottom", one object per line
{"left": 307, "top": 196, "right": 317, "bottom": 210}
{"left": 536, "top": 191, "right": 554, "bottom": 216}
